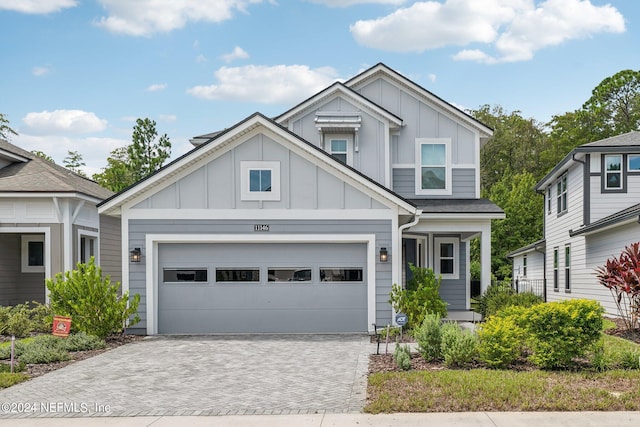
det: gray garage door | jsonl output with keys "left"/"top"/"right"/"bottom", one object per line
{"left": 157, "top": 242, "right": 368, "bottom": 334}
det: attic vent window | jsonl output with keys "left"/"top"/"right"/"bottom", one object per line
{"left": 240, "top": 161, "right": 280, "bottom": 201}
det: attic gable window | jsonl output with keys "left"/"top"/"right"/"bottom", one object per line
{"left": 240, "top": 161, "right": 280, "bottom": 201}
{"left": 415, "top": 138, "right": 451, "bottom": 195}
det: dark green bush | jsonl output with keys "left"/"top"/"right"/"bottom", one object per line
{"left": 389, "top": 264, "right": 447, "bottom": 329}
{"left": 414, "top": 312, "right": 442, "bottom": 362}
{"left": 477, "top": 283, "right": 543, "bottom": 318}
{"left": 46, "top": 257, "right": 141, "bottom": 338}
{"left": 523, "top": 299, "right": 604, "bottom": 369}
{"left": 440, "top": 322, "right": 477, "bottom": 368}
{"left": 393, "top": 344, "right": 411, "bottom": 371}
{"left": 30, "top": 302, "right": 53, "bottom": 333}
{"left": 0, "top": 361, "right": 25, "bottom": 373}
{"left": 477, "top": 315, "right": 525, "bottom": 368}
{"left": 5, "top": 304, "right": 33, "bottom": 338}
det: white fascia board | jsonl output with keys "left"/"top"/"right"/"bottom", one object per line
{"left": 0, "top": 192, "right": 102, "bottom": 204}
{"left": 0, "top": 149, "right": 30, "bottom": 163}
{"left": 411, "top": 217, "right": 495, "bottom": 233}
{"left": 125, "top": 208, "right": 395, "bottom": 221}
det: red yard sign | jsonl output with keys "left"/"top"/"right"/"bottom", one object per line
{"left": 52, "top": 315, "right": 72, "bottom": 337}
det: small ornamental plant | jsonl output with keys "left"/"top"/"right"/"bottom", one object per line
{"left": 595, "top": 242, "right": 640, "bottom": 331}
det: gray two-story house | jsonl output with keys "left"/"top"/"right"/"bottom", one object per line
{"left": 510, "top": 131, "right": 640, "bottom": 315}
{"left": 98, "top": 63, "right": 504, "bottom": 334}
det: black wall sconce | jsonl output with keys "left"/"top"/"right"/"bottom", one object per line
{"left": 130, "top": 248, "right": 141, "bottom": 263}
{"left": 379, "top": 247, "right": 388, "bottom": 262}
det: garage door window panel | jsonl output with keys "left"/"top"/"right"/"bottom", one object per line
{"left": 319, "top": 268, "right": 363, "bottom": 282}
{"left": 163, "top": 269, "right": 208, "bottom": 283}
{"left": 216, "top": 268, "right": 260, "bottom": 282}
{"left": 268, "top": 268, "right": 312, "bottom": 282}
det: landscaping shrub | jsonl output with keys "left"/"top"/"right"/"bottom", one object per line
{"left": 620, "top": 350, "right": 640, "bottom": 370}
{"left": 0, "top": 372, "right": 29, "bottom": 389}
{"left": 440, "top": 322, "right": 477, "bottom": 368}
{"left": 414, "top": 312, "right": 442, "bottom": 361}
{"left": 523, "top": 299, "right": 604, "bottom": 369}
{"left": 477, "top": 315, "right": 525, "bottom": 368}
{"left": 477, "top": 283, "right": 543, "bottom": 318}
{"left": 4, "top": 304, "right": 33, "bottom": 338}
{"left": 393, "top": 344, "right": 412, "bottom": 371}
{"left": 0, "top": 302, "right": 54, "bottom": 337}
{"left": 61, "top": 332, "right": 106, "bottom": 352}
{"left": 389, "top": 264, "right": 447, "bottom": 329}
{"left": 46, "top": 257, "right": 141, "bottom": 338}
{"left": 0, "top": 361, "right": 25, "bottom": 373}
{"left": 19, "top": 340, "right": 70, "bottom": 364}
{"left": 30, "top": 302, "right": 53, "bottom": 333}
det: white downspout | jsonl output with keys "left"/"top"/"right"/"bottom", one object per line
{"left": 391, "top": 209, "right": 422, "bottom": 326}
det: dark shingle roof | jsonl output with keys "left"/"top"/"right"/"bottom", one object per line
{"left": 581, "top": 131, "right": 640, "bottom": 148}
{"left": 0, "top": 139, "right": 113, "bottom": 200}
{"left": 407, "top": 198, "right": 504, "bottom": 214}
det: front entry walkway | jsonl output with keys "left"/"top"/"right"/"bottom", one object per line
{"left": 0, "top": 334, "right": 371, "bottom": 418}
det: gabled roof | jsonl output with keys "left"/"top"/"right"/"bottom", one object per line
{"left": 98, "top": 112, "right": 418, "bottom": 216}
{"left": 569, "top": 203, "right": 640, "bottom": 237}
{"left": 274, "top": 81, "right": 403, "bottom": 128}
{"left": 506, "top": 239, "right": 546, "bottom": 258}
{"left": 536, "top": 131, "right": 640, "bottom": 191}
{"left": 345, "top": 63, "right": 493, "bottom": 141}
{"left": 0, "top": 139, "right": 112, "bottom": 201}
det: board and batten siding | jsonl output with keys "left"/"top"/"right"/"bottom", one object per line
{"left": 392, "top": 168, "right": 476, "bottom": 199}
{"left": 131, "top": 132, "right": 389, "bottom": 212}
{"left": 127, "top": 219, "right": 393, "bottom": 333}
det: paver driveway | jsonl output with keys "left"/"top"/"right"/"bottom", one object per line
{"left": 0, "top": 334, "right": 371, "bottom": 418}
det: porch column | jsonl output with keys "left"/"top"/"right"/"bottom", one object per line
{"left": 480, "top": 223, "right": 492, "bottom": 296}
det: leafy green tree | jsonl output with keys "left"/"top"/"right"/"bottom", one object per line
{"left": 127, "top": 118, "right": 171, "bottom": 182}
{"left": 0, "top": 113, "right": 17, "bottom": 140}
{"left": 487, "top": 170, "right": 543, "bottom": 279}
{"left": 31, "top": 150, "right": 55, "bottom": 163}
{"left": 92, "top": 147, "right": 135, "bottom": 192}
{"left": 63, "top": 150, "right": 86, "bottom": 176}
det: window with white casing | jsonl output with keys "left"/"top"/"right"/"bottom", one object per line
{"left": 79, "top": 233, "right": 97, "bottom": 264}
{"left": 240, "top": 161, "right": 280, "bottom": 201}
{"left": 434, "top": 237, "right": 458, "bottom": 279}
{"left": 628, "top": 155, "right": 640, "bottom": 172}
{"left": 556, "top": 173, "right": 567, "bottom": 215}
{"left": 416, "top": 138, "right": 451, "bottom": 195}
{"left": 604, "top": 154, "right": 622, "bottom": 190}
{"left": 326, "top": 135, "right": 353, "bottom": 166}
{"left": 21, "top": 235, "right": 45, "bottom": 273}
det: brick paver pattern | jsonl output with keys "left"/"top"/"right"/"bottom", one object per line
{"left": 0, "top": 334, "right": 371, "bottom": 418}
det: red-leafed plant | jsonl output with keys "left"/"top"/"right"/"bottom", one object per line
{"left": 595, "top": 242, "right": 640, "bottom": 332}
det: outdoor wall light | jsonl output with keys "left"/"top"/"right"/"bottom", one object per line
{"left": 130, "top": 248, "right": 141, "bottom": 263}
{"left": 379, "top": 247, "right": 388, "bottom": 262}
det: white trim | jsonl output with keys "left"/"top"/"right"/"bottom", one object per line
{"left": 240, "top": 161, "right": 281, "bottom": 201}
{"left": 144, "top": 233, "right": 377, "bottom": 335}
{"left": 0, "top": 149, "right": 30, "bottom": 163}
{"left": 0, "top": 193, "right": 103, "bottom": 204}
{"left": 76, "top": 228, "right": 99, "bottom": 265}
{"left": 434, "top": 237, "right": 459, "bottom": 280}
{"left": 392, "top": 163, "right": 415, "bottom": 169}
{"left": 326, "top": 134, "right": 353, "bottom": 166}
{"left": 419, "top": 212, "right": 505, "bottom": 221}
{"left": 121, "top": 212, "right": 130, "bottom": 296}
{"left": 415, "top": 138, "right": 452, "bottom": 196}
{"left": 124, "top": 208, "right": 394, "bottom": 220}
{"left": 21, "top": 234, "right": 45, "bottom": 273}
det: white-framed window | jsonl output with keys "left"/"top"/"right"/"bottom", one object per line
{"left": 434, "top": 237, "right": 458, "bottom": 279}
{"left": 604, "top": 154, "right": 622, "bottom": 189}
{"left": 78, "top": 230, "right": 98, "bottom": 264}
{"left": 556, "top": 173, "right": 567, "bottom": 214}
{"left": 240, "top": 161, "right": 281, "bottom": 201}
{"left": 326, "top": 134, "right": 353, "bottom": 166}
{"left": 523, "top": 255, "right": 527, "bottom": 277}
{"left": 628, "top": 154, "right": 640, "bottom": 172}
{"left": 21, "top": 235, "right": 45, "bottom": 273}
{"left": 547, "top": 187, "right": 552, "bottom": 215}
{"left": 553, "top": 247, "right": 559, "bottom": 291}
{"left": 564, "top": 244, "right": 571, "bottom": 292}
{"left": 416, "top": 138, "right": 451, "bottom": 195}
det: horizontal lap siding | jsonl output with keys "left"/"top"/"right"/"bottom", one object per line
{"left": 392, "top": 168, "right": 476, "bottom": 199}
{"left": 99, "top": 215, "right": 122, "bottom": 287}
{"left": 129, "top": 219, "right": 393, "bottom": 331}
{"left": 0, "top": 234, "right": 19, "bottom": 305}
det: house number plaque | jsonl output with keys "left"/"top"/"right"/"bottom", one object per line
{"left": 254, "top": 224, "right": 270, "bottom": 232}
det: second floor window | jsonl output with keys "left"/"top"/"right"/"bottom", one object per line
{"left": 416, "top": 138, "right": 451, "bottom": 195}
{"left": 556, "top": 174, "right": 567, "bottom": 214}
{"left": 604, "top": 154, "right": 622, "bottom": 190}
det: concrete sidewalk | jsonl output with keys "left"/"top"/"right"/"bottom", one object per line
{"left": 1, "top": 412, "right": 640, "bottom": 426}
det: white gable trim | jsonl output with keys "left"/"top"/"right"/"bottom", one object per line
{"left": 144, "top": 233, "right": 377, "bottom": 335}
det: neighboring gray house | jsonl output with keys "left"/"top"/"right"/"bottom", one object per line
{"left": 507, "top": 239, "right": 545, "bottom": 298}
{"left": 510, "top": 131, "right": 640, "bottom": 315}
{"left": 0, "top": 140, "right": 117, "bottom": 306}
{"left": 98, "top": 63, "right": 504, "bottom": 335}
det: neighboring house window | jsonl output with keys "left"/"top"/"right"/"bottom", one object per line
{"left": 240, "top": 161, "right": 281, "bottom": 201}
{"left": 547, "top": 187, "right": 551, "bottom": 215}
{"left": 434, "top": 237, "right": 459, "bottom": 279}
{"left": 604, "top": 154, "right": 622, "bottom": 190}
{"left": 628, "top": 154, "right": 640, "bottom": 172}
{"left": 21, "top": 235, "right": 45, "bottom": 273}
{"left": 79, "top": 234, "right": 97, "bottom": 264}
{"left": 553, "top": 247, "right": 559, "bottom": 291}
{"left": 556, "top": 174, "right": 567, "bottom": 214}
{"left": 564, "top": 244, "right": 571, "bottom": 292}
{"left": 415, "top": 138, "right": 451, "bottom": 195}
{"left": 523, "top": 255, "right": 527, "bottom": 277}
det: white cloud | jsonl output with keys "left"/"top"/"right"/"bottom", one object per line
{"left": 32, "top": 66, "right": 50, "bottom": 76}
{"left": 159, "top": 114, "right": 177, "bottom": 123}
{"left": 22, "top": 110, "right": 108, "bottom": 135}
{"left": 94, "top": 0, "right": 266, "bottom": 36}
{"left": 0, "top": 0, "right": 77, "bottom": 14}
{"left": 350, "top": 0, "right": 625, "bottom": 63}
{"left": 196, "top": 54, "right": 207, "bottom": 63}
{"left": 187, "top": 64, "right": 339, "bottom": 104}
{"left": 146, "top": 83, "right": 167, "bottom": 92}
{"left": 427, "top": 73, "right": 436, "bottom": 83}
{"left": 308, "top": 0, "right": 406, "bottom": 6}
{"left": 221, "top": 46, "right": 249, "bottom": 63}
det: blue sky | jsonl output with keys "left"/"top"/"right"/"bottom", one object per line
{"left": 0, "top": 0, "right": 637, "bottom": 176}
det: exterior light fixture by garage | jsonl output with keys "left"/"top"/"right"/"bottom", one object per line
{"left": 379, "top": 247, "right": 388, "bottom": 262}
{"left": 130, "top": 248, "right": 141, "bottom": 263}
